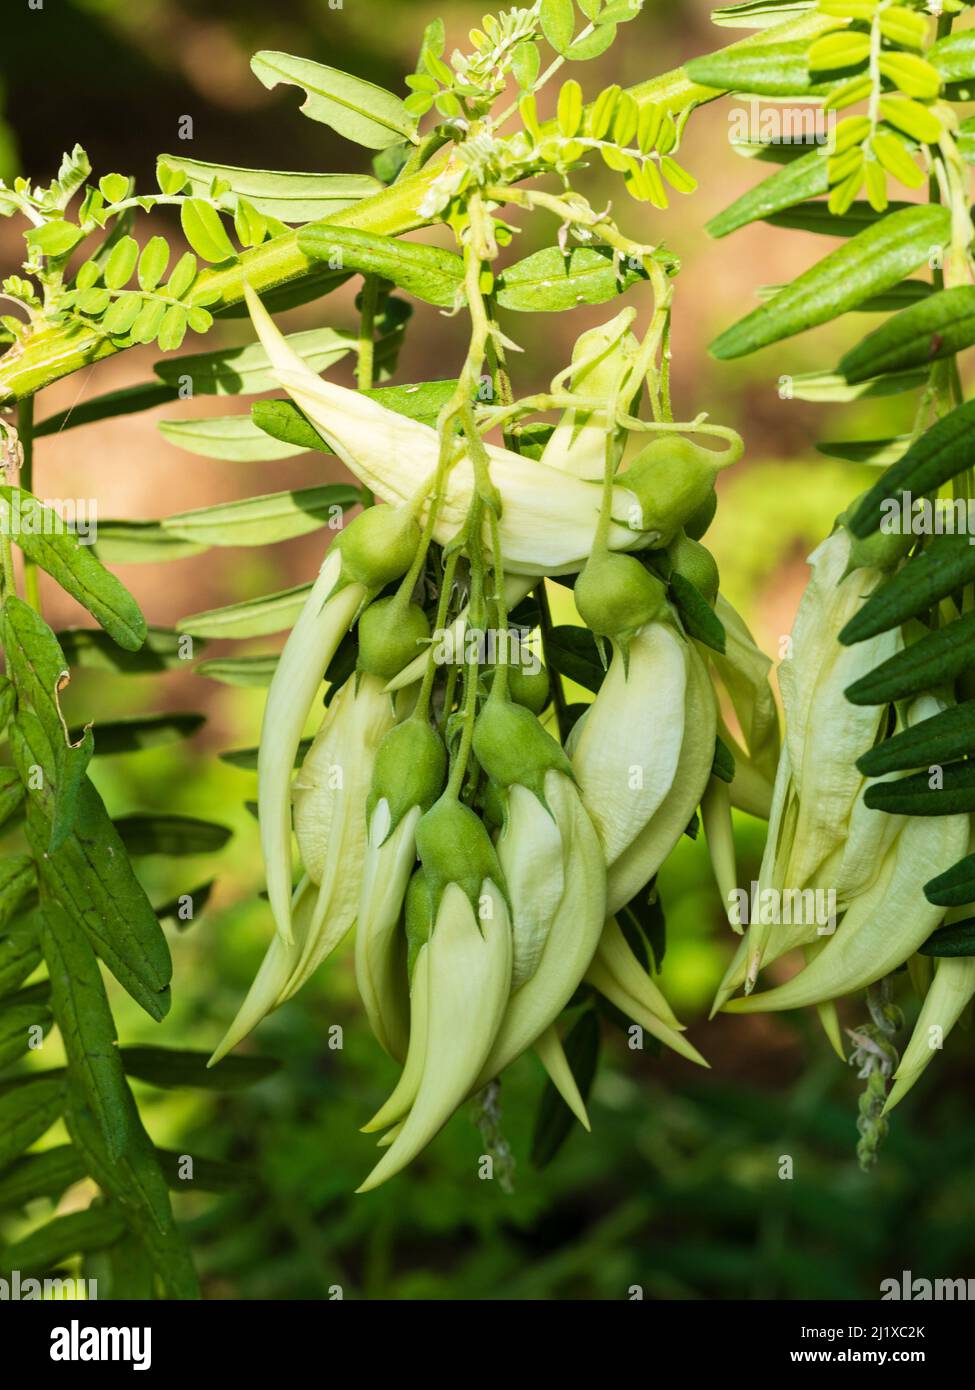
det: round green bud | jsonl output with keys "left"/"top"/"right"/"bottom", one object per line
{"left": 507, "top": 661, "right": 551, "bottom": 716}
{"left": 368, "top": 717, "right": 447, "bottom": 830}
{"left": 624, "top": 437, "right": 727, "bottom": 546}
{"left": 839, "top": 497, "right": 913, "bottom": 575}
{"left": 684, "top": 487, "right": 718, "bottom": 541}
{"left": 473, "top": 695, "right": 571, "bottom": 799}
{"left": 405, "top": 866, "right": 434, "bottom": 977}
{"left": 574, "top": 552, "right": 666, "bottom": 641}
{"left": 667, "top": 532, "right": 720, "bottom": 606}
{"left": 415, "top": 794, "right": 504, "bottom": 910}
{"left": 358, "top": 597, "right": 431, "bottom": 679}
{"left": 336, "top": 504, "right": 421, "bottom": 590}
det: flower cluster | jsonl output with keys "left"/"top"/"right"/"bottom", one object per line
{"left": 209, "top": 286, "right": 772, "bottom": 1190}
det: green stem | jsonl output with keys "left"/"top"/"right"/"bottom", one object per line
{"left": 18, "top": 395, "right": 41, "bottom": 611}
{"left": 356, "top": 275, "right": 380, "bottom": 508}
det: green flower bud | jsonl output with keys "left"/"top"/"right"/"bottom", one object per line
{"left": 684, "top": 487, "right": 718, "bottom": 541}
{"left": 473, "top": 695, "right": 572, "bottom": 802}
{"left": 667, "top": 532, "right": 719, "bottom": 606}
{"left": 507, "top": 661, "right": 550, "bottom": 715}
{"left": 336, "top": 504, "right": 421, "bottom": 590}
{"left": 839, "top": 496, "right": 913, "bottom": 574}
{"left": 624, "top": 436, "right": 734, "bottom": 545}
{"left": 415, "top": 794, "right": 505, "bottom": 912}
{"left": 358, "top": 597, "right": 431, "bottom": 679}
{"left": 574, "top": 552, "right": 666, "bottom": 642}
{"left": 368, "top": 717, "right": 447, "bottom": 832}
{"left": 405, "top": 866, "right": 434, "bottom": 977}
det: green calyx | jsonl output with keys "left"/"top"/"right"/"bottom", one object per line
{"left": 574, "top": 551, "right": 666, "bottom": 643}
{"left": 357, "top": 596, "right": 431, "bottom": 679}
{"left": 336, "top": 504, "right": 422, "bottom": 591}
{"left": 415, "top": 793, "right": 506, "bottom": 918}
{"left": 368, "top": 716, "right": 448, "bottom": 835}
{"left": 623, "top": 436, "right": 734, "bottom": 545}
{"left": 473, "top": 693, "right": 572, "bottom": 803}
{"left": 507, "top": 661, "right": 550, "bottom": 716}
{"left": 404, "top": 866, "right": 434, "bottom": 978}
{"left": 667, "top": 532, "right": 720, "bottom": 606}
{"left": 839, "top": 495, "right": 913, "bottom": 576}
{"left": 684, "top": 487, "right": 718, "bottom": 541}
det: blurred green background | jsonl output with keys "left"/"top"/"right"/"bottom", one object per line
{"left": 1, "top": 0, "right": 973, "bottom": 1299}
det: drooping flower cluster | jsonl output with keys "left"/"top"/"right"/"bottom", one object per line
{"left": 209, "top": 287, "right": 772, "bottom": 1189}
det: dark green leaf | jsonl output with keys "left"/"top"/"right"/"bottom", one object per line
{"left": 0, "top": 1205, "right": 126, "bottom": 1277}
{"left": 56, "top": 626, "right": 194, "bottom": 674}
{"left": 925, "top": 853, "right": 975, "bottom": 908}
{"left": 765, "top": 200, "right": 910, "bottom": 237}
{"left": 713, "top": 734, "right": 736, "bottom": 784}
{"left": 495, "top": 245, "right": 649, "bottom": 312}
{"left": 154, "top": 880, "right": 214, "bottom": 930}
{"left": 707, "top": 145, "right": 827, "bottom": 238}
{"left": 220, "top": 738, "right": 312, "bottom": 773}
{"left": 929, "top": 30, "right": 975, "bottom": 84}
{"left": 0, "top": 489, "right": 147, "bottom": 650}
{"left": 850, "top": 402, "right": 975, "bottom": 537}
{"left": 78, "top": 713, "right": 206, "bottom": 755}
{"left": 545, "top": 624, "right": 606, "bottom": 694}
{"left": 918, "top": 917, "right": 975, "bottom": 958}
{"left": 857, "top": 702, "right": 975, "bottom": 777}
{"left": 840, "top": 287, "right": 975, "bottom": 383}
{"left": 846, "top": 613, "right": 975, "bottom": 706}
{"left": 711, "top": 205, "right": 952, "bottom": 359}
{"left": 840, "top": 534, "right": 975, "bottom": 645}
{"left": 686, "top": 40, "right": 834, "bottom": 97}
{"left": 298, "top": 223, "right": 463, "bottom": 307}
{"left": 863, "top": 760, "right": 975, "bottom": 815}
{"left": 120, "top": 1046, "right": 278, "bottom": 1090}
{"left": 0, "top": 1144, "right": 86, "bottom": 1209}
{"left": 0, "top": 992, "right": 51, "bottom": 1069}
{"left": 114, "top": 814, "right": 231, "bottom": 858}
{"left": 0, "top": 769, "right": 25, "bottom": 833}
{"left": 0, "top": 1075, "right": 64, "bottom": 1169}
{"left": 671, "top": 573, "right": 727, "bottom": 653}
{"left": 0, "top": 900, "right": 40, "bottom": 994}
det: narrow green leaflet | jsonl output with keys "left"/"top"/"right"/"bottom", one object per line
{"left": 162, "top": 485, "right": 358, "bottom": 547}
{"left": 180, "top": 584, "right": 312, "bottom": 639}
{"left": 0, "top": 994, "right": 52, "bottom": 1069}
{"left": 12, "top": 709, "right": 172, "bottom": 1021}
{"left": 114, "top": 815, "right": 231, "bottom": 858}
{"left": 494, "top": 245, "right": 650, "bottom": 312}
{"left": 711, "top": 205, "right": 951, "bottom": 359}
{"left": 35, "top": 383, "right": 179, "bottom": 438}
{"left": 707, "top": 145, "right": 827, "bottom": 238}
{"left": 545, "top": 624, "right": 606, "bottom": 694}
{"left": 251, "top": 378, "right": 456, "bottom": 452}
{"left": 864, "top": 762, "right": 975, "bottom": 816}
{"left": 216, "top": 266, "right": 351, "bottom": 320}
{"left": 251, "top": 51, "right": 418, "bottom": 150}
{"left": 845, "top": 612, "right": 975, "bottom": 706}
{"left": 39, "top": 902, "right": 135, "bottom": 1161}
{"left": 0, "top": 904, "right": 41, "bottom": 995}
{"left": 156, "top": 155, "right": 382, "bottom": 223}
{"left": 298, "top": 224, "right": 463, "bottom": 307}
{"left": 77, "top": 713, "right": 206, "bottom": 755}
{"left": 0, "top": 488, "right": 147, "bottom": 650}
{"left": 850, "top": 402, "right": 975, "bottom": 537}
{"left": 816, "top": 436, "right": 911, "bottom": 465}
{"left": 711, "top": 1, "right": 819, "bottom": 29}
{"left": 93, "top": 521, "right": 206, "bottom": 565}
{"left": 840, "top": 288, "right": 975, "bottom": 383}
{"left": 841, "top": 535, "right": 975, "bottom": 645}
{"left": 220, "top": 737, "right": 312, "bottom": 772}
{"left": 153, "top": 326, "right": 356, "bottom": 396}
{"left": 0, "top": 1076, "right": 64, "bottom": 1169}
{"left": 0, "top": 1145, "right": 86, "bottom": 1210}
{"left": 0, "top": 769, "right": 25, "bottom": 833}
{"left": 786, "top": 367, "right": 926, "bottom": 401}
{"left": 925, "top": 854, "right": 975, "bottom": 908}
{"left": 857, "top": 703, "right": 975, "bottom": 777}
{"left": 0, "top": 1206, "right": 126, "bottom": 1278}
{"left": 155, "top": 881, "right": 214, "bottom": 930}
{"left": 686, "top": 41, "right": 831, "bottom": 97}
{"left": 765, "top": 200, "right": 911, "bottom": 238}
{"left": 120, "top": 1046, "right": 278, "bottom": 1090}
{"left": 158, "top": 413, "right": 308, "bottom": 462}
{"left": 66, "top": 1086, "right": 199, "bottom": 1300}
{"left": 919, "top": 918, "right": 975, "bottom": 958}
{"left": 57, "top": 626, "right": 193, "bottom": 675}
{"left": 196, "top": 656, "right": 278, "bottom": 688}
{"left": 671, "top": 574, "right": 726, "bottom": 653}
